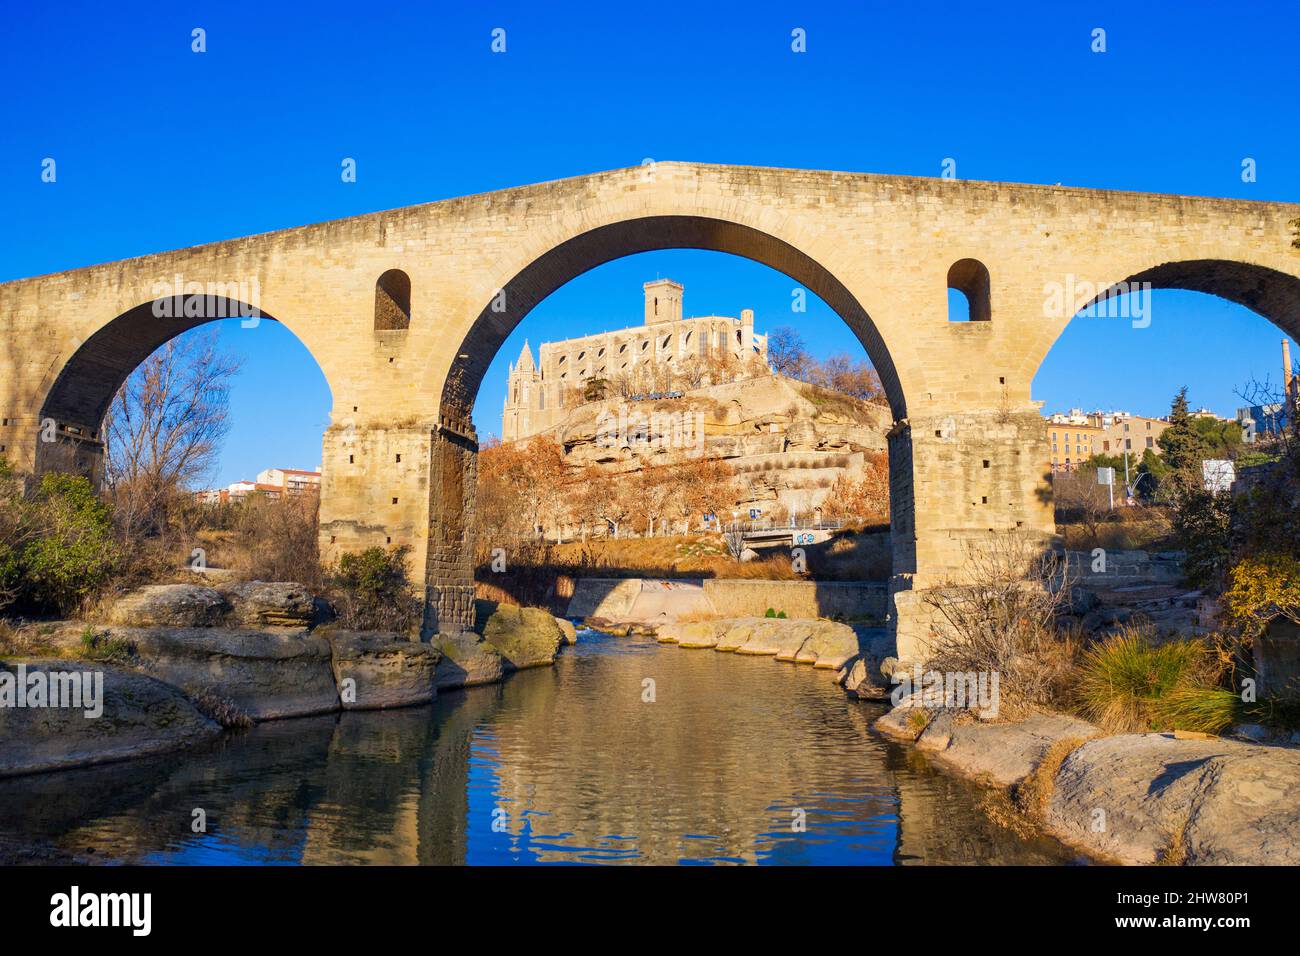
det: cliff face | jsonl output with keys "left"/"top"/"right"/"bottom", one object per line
{"left": 527, "top": 374, "right": 891, "bottom": 517}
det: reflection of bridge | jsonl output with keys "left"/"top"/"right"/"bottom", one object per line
{"left": 5, "top": 162, "right": 1299, "bottom": 661}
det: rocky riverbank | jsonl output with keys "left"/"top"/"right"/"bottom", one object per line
{"left": 0, "top": 583, "right": 570, "bottom": 778}
{"left": 875, "top": 696, "right": 1300, "bottom": 865}
{"left": 587, "top": 614, "right": 895, "bottom": 700}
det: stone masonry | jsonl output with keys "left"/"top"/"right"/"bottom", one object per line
{"left": 2, "top": 162, "right": 1298, "bottom": 657}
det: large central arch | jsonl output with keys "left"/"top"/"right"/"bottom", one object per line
{"left": 440, "top": 215, "right": 907, "bottom": 421}
{"left": 425, "top": 214, "right": 909, "bottom": 635}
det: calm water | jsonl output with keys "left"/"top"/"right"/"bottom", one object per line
{"left": 0, "top": 630, "right": 1075, "bottom": 865}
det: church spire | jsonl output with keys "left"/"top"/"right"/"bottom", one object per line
{"left": 516, "top": 339, "right": 535, "bottom": 372}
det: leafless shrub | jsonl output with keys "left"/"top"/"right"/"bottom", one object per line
{"left": 226, "top": 493, "right": 322, "bottom": 589}
{"left": 923, "top": 534, "right": 1078, "bottom": 710}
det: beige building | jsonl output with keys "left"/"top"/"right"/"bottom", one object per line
{"left": 1046, "top": 408, "right": 1169, "bottom": 470}
{"left": 502, "top": 279, "right": 769, "bottom": 442}
{"left": 196, "top": 466, "right": 322, "bottom": 504}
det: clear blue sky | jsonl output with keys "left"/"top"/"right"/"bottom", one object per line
{"left": 2, "top": 1, "right": 1296, "bottom": 486}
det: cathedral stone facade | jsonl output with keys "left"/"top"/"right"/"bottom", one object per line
{"left": 501, "top": 279, "right": 770, "bottom": 441}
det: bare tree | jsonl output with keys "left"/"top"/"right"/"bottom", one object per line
{"left": 766, "top": 326, "right": 808, "bottom": 377}
{"left": 103, "top": 329, "right": 242, "bottom": 537}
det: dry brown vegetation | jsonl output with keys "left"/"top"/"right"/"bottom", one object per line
{"left": 923, "top": 536, "right": 1081, "bottom": 713}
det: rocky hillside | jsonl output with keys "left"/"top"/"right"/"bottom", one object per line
{"left": 532, "top": 373, "right": 891, "bottom": 518}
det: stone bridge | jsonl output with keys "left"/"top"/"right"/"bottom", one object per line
{"left": 2, "top": 163, "right": 1298, "bottom": 659}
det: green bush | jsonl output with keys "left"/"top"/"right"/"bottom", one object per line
{"left": 0, "top": 460, "right": 32, "bottom": 611}
{"left": 0, "top": 465, "right": 116, "bottom": 615}
{"left": 22, "top": 473, "right": 116, "bottom": 614}
{"left": 330, "top": 545, "right": 422, "bottom": 634}
{"left": 79, "top": 626, "right": 134, "bottom": 664}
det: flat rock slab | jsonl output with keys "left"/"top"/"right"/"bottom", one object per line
{"left": 220, "top": 581, "right": 315, "bottom": 628}
{"left": 0, "top": 660, "right": 220, "bottom": 777}
{"left": 922, "top": 713, "right": 1100, "bottom": 787}
{"left": 652, "top": 617, "right": 859, "bottom": 670}
{"left": 1047, "top": 733, "right": 1300, "bottom": 865}
{"left": 126, "top": 627, "right": 339, "bottom": 720}
{"left": 794, "top": 621, "right": 860, "bottom": 669}
{"left": 327, "top": 632, "right": 441, "bottom": 710}
{"left": 874, "top": 701, "right": 1099, "bottom": 787}
{"left": 435, "top": 632, "right": 506, "bottom": 689}
{"left": 107, "top": 584, "right": 230, "bottom": 628}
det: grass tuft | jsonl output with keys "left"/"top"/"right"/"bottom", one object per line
{"left": 1074, "top": 626, "right": 1235, "bottom": 734}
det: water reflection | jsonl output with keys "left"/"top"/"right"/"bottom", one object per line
{"left": 0, "top": 631, "right": 1074, "bottom": 865}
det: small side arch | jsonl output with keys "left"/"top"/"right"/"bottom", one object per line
{"left": 375, "top": 269, "right": 412, "bottom": 331}
{"left": 946, "top": 258, "right": 991, "bottom": 323}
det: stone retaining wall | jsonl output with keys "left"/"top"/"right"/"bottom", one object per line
{"left": 567, "top": 577, "right": 887, "bottom": 623}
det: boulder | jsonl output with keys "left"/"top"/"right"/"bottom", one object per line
{"left": 793, "top": 620, "right": 860, "bottom": 669}
{"left": 126, "top": 627, "right": 339, "bottom": 720}
{"left": 0, "top": 660, "right": 220, "bottom": 777}
{"left": 480, "top": 605, "right": 564, "bottom": 670}
{"left": 107, "top": 584, "right": 230, "bottom": 628}
{"left": 328, "top": 632, "right": 441, "bottom": 710}
{"left": 435, "top": 631, "right": 506, "bottom": 689}
{"left": 1047, "top": 733, "right": 1300, "bottom": 865}
{"left": 838, "top": 657, "right": 888, "bottom": 700}
{"left": 221, "top": 581, "right": 315, "bottom": 628}
{"left": 554, "top": 617, "right": 578, "bottom": 645}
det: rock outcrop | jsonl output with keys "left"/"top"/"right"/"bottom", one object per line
{"left": 327, "top": 632, "right": 441, "bottom": 710}
{"left": 127, "top": 627, "right": 340, "bottom": 720}
{"left": 1047, "top": 733, "right": 1300, "bottom": 865}
{"left": 107, "top": 584, "right": 231, "bottom": 628}
{"left": 540, "top": 375, "right": 890, "bottom": 518}
{"left": 0, "top": 660, "right": 220, "bottom": 777}
{"left": 872, "top": 698, "right": 1300, "bottom": 865}
{"left": 221, "top": 581, "right": 316, "bottom": 628}
{"left": 480, "top": 604, "right": 565, "bottom": 670}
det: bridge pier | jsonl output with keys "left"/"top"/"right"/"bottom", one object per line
{"left": 887, "top": 405, "right": 1056, "bottom": 665}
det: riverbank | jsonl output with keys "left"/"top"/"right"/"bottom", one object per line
{"left": 591, "top": 609, "right": 1300, "bottom": 866}
{"left": 0, "top": 628, "right": 1074, "bottom": 865}
{"left": 0, "top": 584, "right": 570, "bottom": 778}
{"left": 874, "top": 696, "right": 1300, "bottom": 865}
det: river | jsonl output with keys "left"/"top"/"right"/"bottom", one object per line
{"left": 0, "top": 629, "right": 1077, "bottom": 865}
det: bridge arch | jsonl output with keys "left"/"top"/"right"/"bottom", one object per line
{"left": 35, "top": 295, "right": 332, "bottom": 482}
{"left": 425, "top": 214, "right": 909, "bottom": 634}
{"left": 1032, "top": 257, "right": 1300, "bottom": 373}
{"left": 439, "top": 214, "right": 908, "bottom": 422}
